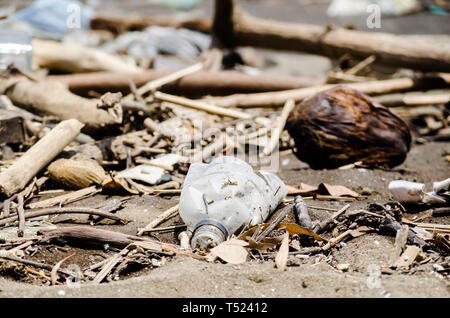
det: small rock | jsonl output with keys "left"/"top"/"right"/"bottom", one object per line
{"left": 336, "top": 263, "right": 350, "bottom": 271}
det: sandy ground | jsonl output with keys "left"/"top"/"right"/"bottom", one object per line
{"left": 0, "top": 141, "right": 449, "bottom": 298}
{"left": 0, "top": 0, "right": 449, "bottom": 299}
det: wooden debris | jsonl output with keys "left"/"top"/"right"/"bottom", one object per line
{"left": 313, "top": 204, "right": 350, "bottom": 234}
{"left": 16, "top": 194, "right": 25, "bottom": 238}
{"left": 205, "top": 77, "right": 425, "bottom": 108}
{"left": 212, "top": 0, "right": 450, "bottom": 72}
{"left": 125, "top": 62, "right": 203, "bottom": 100}
{"left": 154, "top": 91, "right": 250, "bottom": 119}
{"left": 32, "top": 38, "right": 141, "bottom": 74}
{"left": 0, "top": 78, "right": 122, "bottom": 130}
{"left": 254, "top": 204, "right": 293, "bottom": 242}
{"left": 137, "top": 204, "right": 179, "bottom": 236}
{"left": 27, "top": 186, "right": 100, "bottom": 209}
{"left": 0, "top": 114, "right": 27, "bottom": 145}
{"left": 0, "top": 119, "right": 84, "bottom": 197}
{"left": 262, "top": 99, "right": 295, "bottom": 157}
{"left": 51, "top": 253, "right": 75, "bottom": 285}
{"left": 395, "top": 245, "right": 422, "bottom": 269}
{"left": 0, "top": 207, "right": 125, "bottom": 226}
{"left": 50, "top": 69, "right": 322, "bottom": 97}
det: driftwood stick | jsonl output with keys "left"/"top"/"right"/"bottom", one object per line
{"left": 294, "top": 196, "right": 312, "bottom": 229}
{"left": 0, "top": 207, "right": 126, "bottom": 226}
{"left": 205, "top": 77, "right": 420, "bottom": 108}
{"left": 262, "top": 99, "right": 295, "bottom": 156}
{"left": 26, "top": 267, "right": 62, "bottom": 285}
{"left": 155, "top": 91, "right": 251, "bottom": 119}
{"left": 32, "top": 39, "right": 140, "bottom": 74}
{"left": 345, "top": 55, "right": 377, "bottom": 75}
{"left": 38, "top": 225, "right": 178, "bottom": 250}
{"left": 0, "top": 253, "right": 72, "bottom": 276}
{"left": 1, "top": 198, "right": 11, "bottom": 218}
{"left": 50, "top": 70, "right": 322, "bottom": 97}
{"left": 125, "top": 62, "right": 204, "bottom": 100}
{"left": 91, "top": 247, "right": 129, "bottom": 285}
{"left": 17, "top": 194, "right": 25, "bottom": 237}
{"left": 0, "top": 78, "right": 122, "bottom": 130}
{"left": 255, "top": 204, "right": 293, "bottom": 242}
{"left": 137, "top": 204, "right": 179, "bottom": 236}
{"left": 0, "top": 119, "right": 84, "bottom": 197}
{"left": 27, "top": 186, "right": 100, "bottom": 209}
{"left": 374, "top": 89, "right": 450, "bottom": 106}
{"left": 212, "top": 0, "right": 450, "bottom": 72}
{"left": 313, "top": 204, "right": 350, "bottom": 234}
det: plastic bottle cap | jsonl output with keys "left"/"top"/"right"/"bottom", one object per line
{"left": 191, "top": 223, "right": 227, "bottom": 251}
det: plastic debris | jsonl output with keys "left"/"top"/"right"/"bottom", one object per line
{"left": 100, "top": 26, "right": 211, "bottom": 59}
{"left": 7, "top": 0, "right": 94, "bottom": 38}
{"left": 388, "top": 179, "right": 449, "bottom": 204}
{"left": 178, "top": 156, "right": 287, "bottom": 250}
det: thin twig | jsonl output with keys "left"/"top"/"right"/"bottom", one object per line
{"left": 313, "top": 204, "right": 350, "bottom": 234}
{"left": 262, "top": 98, "right": 295, "bottom": 156}
{"left": 51, "top": 253, "right": 75, "bottom": 285}
{"left": 0, "top": 207, "right": 126, "bottom": 226}
{"left": 26, "top": 267, "right": 62, "bottom": 285}
{"left": 137, "top": 204, "right": 179, "bottom": 236}
{"left": 17, "top": 194, "right": 25, "bottom": 237}
{"left": 0, "top": 253, "right": 72, "bottom": 275}
{"left": 255, "top": 204, "right": 293, "bottom": 242}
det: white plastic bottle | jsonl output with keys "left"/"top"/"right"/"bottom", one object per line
{"left": 179, "top": 156, "right": 287, "bottom": 250}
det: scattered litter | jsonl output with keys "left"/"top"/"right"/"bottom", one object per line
{"left": 179, "top": 156, "right": 287, "bottom": 250}
{"left": 389, "top": 179, "right": 449, "bottom": 204}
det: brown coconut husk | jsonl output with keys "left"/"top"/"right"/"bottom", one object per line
{"left": 286, "top": 86, "right": 411, "bottom": 169}
{"left": 47, "top": 158, "right": 107, "bottom": 189}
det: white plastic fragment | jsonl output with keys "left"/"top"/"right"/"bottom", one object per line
{"left": 388, "top": 179, "right": 448, "bottom": 204}
{"left": 115, "top": 154, "right": 184, "bottom": 185}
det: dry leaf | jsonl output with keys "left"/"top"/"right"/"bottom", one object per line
{"left": 210, "top": 239, "right": 249, "bottom": 264}
{"left": 319, "top": 183, "right": 360, "bottom": 197}
{"left": 287, "top": 183, "right": 360, "bottom": 198}
{"left": 246, "top": 235, "right": 284, "bottom": 251}
{"left": 275, "top": 233, "right": 289, "bottom": 271}
{"left": 238, "top": 223, "right": 325, "bottom": 242}
{"left": 102, "top": 175, "right": 139, "bottom": 194}
{"left": 287, "top": 183, "right": 317, "bottom": 195}
{"left": 349, "top": 226, "right": 373, "bottom": 238}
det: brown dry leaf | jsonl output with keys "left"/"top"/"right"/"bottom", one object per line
{"left": 349, "top": 226, "right": 373, "bottom": 238}
{"left": 246, "top": 235, "right": 284, "bottom": 251}
{"left": 210, "top": 239, "right": 249, "bottom": 264}
{"left": 279, "top": 223, "right": 325, "bottom": 241}
{"left": 238, "top": 223, "right": 325, "bottom": 242}
{"left": 102, "top": 175, "right": 139, "bottom": 194}
{"left": 319, "top": 183, "right": 360, "bottom": 197}
{"left": 287, "top": 183, "right": 318, "bottom": 195}
{"left": 275, "top": 233, "right": 289, "bottom": 271}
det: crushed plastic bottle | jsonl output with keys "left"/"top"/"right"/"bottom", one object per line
{"left": 179, "top": 156, "right": 287, "bottom": 250}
